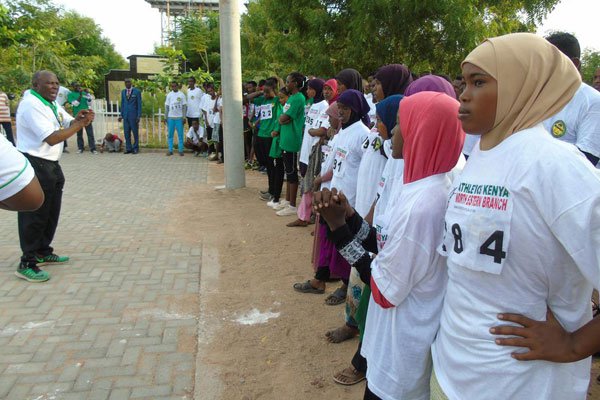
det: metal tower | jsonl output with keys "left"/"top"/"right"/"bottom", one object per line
{"left": 145, "top": 0, "right": 220, "bottom": 46}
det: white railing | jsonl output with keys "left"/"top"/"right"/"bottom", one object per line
{"left": 91, "top": 99, "right": 166, "bottom": 147}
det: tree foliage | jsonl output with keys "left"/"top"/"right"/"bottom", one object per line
{"left": 170, "top": 12, "right": 221, "bottom": 75}
{"left": 581, "top": 49, "right": 600, "bottom": 85}
{"left": 0, "top": 0, "right": 126, "bottom": 97}
{"left": 240, "top": 0, "right": 561, "bottom": 80}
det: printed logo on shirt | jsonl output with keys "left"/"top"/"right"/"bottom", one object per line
{"left": 372, "top": 137, "right": 382, "bottom": 151}
{"left": 375, "top": 223, "right": 388, "bottom": 250}
{"left": 551, "top": 120, "right": 566, "bottom": 138}
{"left": 454, "top": 182, "right": 510, "bottom": 210}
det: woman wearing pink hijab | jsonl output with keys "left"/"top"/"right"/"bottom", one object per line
{"left": 314, "top": 91, "right": 465, "bottom": 399}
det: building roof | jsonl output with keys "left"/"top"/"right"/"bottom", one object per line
{"left": 144, "top": 0, "right": 219, "bottom": 14}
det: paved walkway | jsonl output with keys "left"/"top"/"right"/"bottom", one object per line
{"left": 0, "top": 151, "right": 208, "bottom": 400}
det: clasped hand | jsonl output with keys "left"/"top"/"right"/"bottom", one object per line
{"left": 76, "top": 109, "right": 95, "bottom": 126}
{"left": 312, "top": 188, "right": 354, "bottom": 231}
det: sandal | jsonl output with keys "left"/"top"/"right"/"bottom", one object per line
{"left": 287, "top": 219, "right": 309, "bottom": 227}
{"left": 333, "top": 367, "right": 366, "bottom": 386}
{"left": 293, "top": 280, "right": 325, "bottom": 294}
{"left": 325, "top": 286, "right": 347, "bottom": 306}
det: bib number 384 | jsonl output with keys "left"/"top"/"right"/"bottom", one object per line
{"left": 440, "top": 185, "right": 512, "bottom": 275}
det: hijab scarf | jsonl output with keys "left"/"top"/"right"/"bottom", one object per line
{"left": 335, "top": 69, "right": 363, "bottom": 92}
{"left": 404, "top": 75, "right": 456, "bottom": 98}
{"left": 400, "top": 92, "right": 465, "bottom": 184}
{"left": 463, "top": 32, "right": 581, "bottom": 139}
{"left": 374, "top": 64, "right": 413, "bottom": 98}
{"left": 375, "top": 94, "right": 402, "bottom": 135}
{"left": 307, "top": 78, "right": 325, "bottom": 103}
{"left": 324, "top": 78, "right": 339, "bottom": 104}
{"left": 337, "top": 89, "right": 371, "bottom": 129}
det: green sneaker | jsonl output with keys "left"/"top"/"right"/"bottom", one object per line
{"left": 36, "top": 254, "right": 69, "bottom": 266}
{"left": 15, "top": 263, "right": 50, "bottom": 282}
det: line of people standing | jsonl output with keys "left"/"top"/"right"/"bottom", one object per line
{"left": 247, "top": 31, "right": 600, "bottom": 400}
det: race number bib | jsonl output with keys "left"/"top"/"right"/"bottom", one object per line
{"left": 316, "top": 113, "right": 329, "bottom": 129}
{"left": 283, "top": 103, "right": 291, "bottom": 113}
{"left": 439, "top": 182, "right": 513, "bottom": 275}
{"left": 321, "top": 144, "right": 331, "bottom": 164}
{"left": 332, "top": 147, "right": 349, "bottom": 178}
{"left": 305, "top": 108, "right": 320, "bottom": 127}
{"left": 260, "top": 103, "right": 273, "bottom": 120}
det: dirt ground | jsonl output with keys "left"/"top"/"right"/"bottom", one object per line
{"left": 169, "top": 162, "right": 600, "bottom": 400}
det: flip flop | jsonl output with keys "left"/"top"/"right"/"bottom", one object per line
{"left": 293, "top": 280, "right": 325, "bottom": 294}
{"left": 325, "top": 286, "right": 347, "bottom": 306}
{"left": 333, "top": 367, "right": 366, "bottom": 386}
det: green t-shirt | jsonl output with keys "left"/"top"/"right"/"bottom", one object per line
{"left": 67, "top": 90, "right": 91, "bottom": 114}
{"left": 255, "top": 96, "right": 281, "bottom": 138}
{"left": 279, "top": 92, "right": 306, "bottom": 152}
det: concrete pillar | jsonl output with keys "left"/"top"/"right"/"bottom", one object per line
{"left": 219, "top": 0, "right": 245, "bottom": 189}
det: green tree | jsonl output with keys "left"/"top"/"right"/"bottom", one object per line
{"left": 0, "top": 0, "right": 126, "bottom": 97}
{"left": 581, "top": 49, "right": 600, "bottom": 85}
{"left": 171, "top": 12, "right": 221, "bottom": 74}
{"left": 240, "top": 0, "right": 561, "bottom": 79}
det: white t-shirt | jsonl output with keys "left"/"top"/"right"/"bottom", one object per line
{"left": 355, "top": 129, "right": 387, "bottom": 217}
{"left": 543, "top": 83, "right": 600, "bottom": 162}
{"left": 186, "top": 126, "right": 204, "bottom": 144}
{"left": 365, "top": 93, "right": 377, "bottom": 126}
{"left": 16, "top": 95, "right": 74, "bottom": 161}
{"left": 165, "top": 91, "right": 187, "bottom": 119}
{"left": 433, "top": 125, "right": 600, "bottom": 400}
{"left": 330, "top": 120, "right": 369, "bottom": 207}
{"left": 186, "top": 87, "right": 204, "bottom": 118}
{"left": 56, "top": 86, "right": 70, "bottom": 107}
{"left": 299, "top": 100, "right": 330, "bottom": 165}
{"left": 201, "top": 96, "right": 218, "bottom": 128}
{"left": 212, "top": 97, "right": 223, "bottom": 125}
{"left": 0, "top": 134, "right": 35, "bottom": 201}
{"left": 462, "top": 133, "right": 479, "bottom": 156}
{"left": 362, "top": 173, "right": 450, "bottom": 400}
{"left": 320, "top": 135, "right": 338, "bottom": 191}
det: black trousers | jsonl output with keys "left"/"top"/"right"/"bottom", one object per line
{"left": 282, "top": 151, "right": 299, "bottom": 183}
{"left": 187, "top": 117, "right": 199, "bottom": 127}
{"left": 363, "top": 385, "right": 381, "bottom": 400}
{"left": 352, "top": 341, "right": 367, "bottom": 374}
{"left": 1, "top": 121, "right": 14, "bottom": 145}
{"left": 218, "top": 124, "right": 224, "bottom": 158}
{"left": 272, "top": 156, "right": 285, "bottom": 201}
{"left": 255, "top": 136, "right": 271, "bottom": 170}
{"left": 18, "top": 154, "right": 65, "bottom": 261}
{"left": 206, "top": 126, "right": 215, "bottom": 153}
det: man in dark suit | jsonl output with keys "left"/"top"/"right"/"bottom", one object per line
{"left": 118, "top": 78, "right": 142, "bottom": 154}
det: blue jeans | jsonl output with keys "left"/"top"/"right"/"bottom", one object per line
{"left": 167, "top": 118, "right": 184, "bottom": 153}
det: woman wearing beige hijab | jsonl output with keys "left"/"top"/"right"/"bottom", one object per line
{"left": 430, "top": 32, "right": 600, "bottom": 400}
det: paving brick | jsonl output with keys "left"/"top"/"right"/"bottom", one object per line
{"left": 108, "top": 388, "right": 131, "bottom": 400}
{"left": 0, "top": 375, "right": 18, "bottom": 398}
{"left": 0, "top": 153, "right": 205, "bottom": 399}
{"left": 58, "top": 363, "right": 83, "bottom": 382}
{"left": 120, "top": 346, "right": 141, "bottom": 366}
{"left": 131, "top": 385, "right": 173, "bottom": 398}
